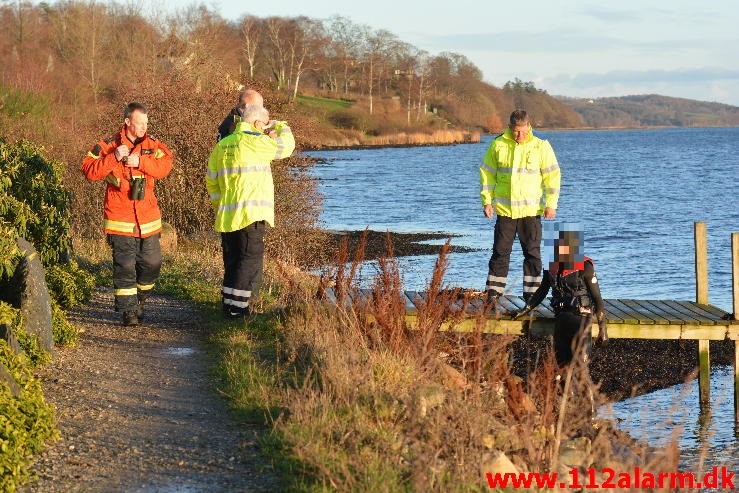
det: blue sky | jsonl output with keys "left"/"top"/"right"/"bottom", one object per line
{"left": 163, "top": 0, "right": 739, "bottom": 106}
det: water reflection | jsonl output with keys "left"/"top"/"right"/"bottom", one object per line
{"left": 600, "top": 366, "right": 738, "bottom": 470}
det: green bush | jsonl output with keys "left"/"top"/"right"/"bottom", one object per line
{"left": 0, "top": 84, "right": 50, "bottom": 120}
{"left": 44, "top": 260, "right": 92, "bottom": 347}
{"left": 1, "top": 303, "right": 50, "bottom": 369}
{"left": 0, "top": 226, "right": 20, "bottom": 280}
{"left": 0, "top": 335, "right": 57, "bottom": 491}
{"left": 46, "top": 260, "right": 95, "bottom": 310}
{"left": 0, "top": 139, "right": 72, "bottom": 265}
{"left": 0, "top": 139, "right": 89, "bottom": 347}
{"left": 51, "top": 300, "right": 79, "bottom": 347}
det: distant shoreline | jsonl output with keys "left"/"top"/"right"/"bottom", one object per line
{"left": 537, "top": 124, "right": 739, "bottom": 131}
{"left": 302, "top": 125, "right": 739, "bottom": 151}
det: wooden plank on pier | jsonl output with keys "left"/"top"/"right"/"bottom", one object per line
{"left": 621, "top": 299, "right": 671, "bottom": 324}
{"left": 624, "top": 300, "right": 680, "bottom": 325}
{"left": 533, "top": 299, "right": 556, "bottom": 318}
{"left": 672, "top": 300, "right": 730, "bottom": 325}
{"left": 606, "top": 323, "right": 681, "bottom": 340}
{"left": 639, "top": 300, "right": 685, "bottom": 325}
{"left": 323, "top": 288, "right": 738, "bottom": 338}
{"left": 406, "top": 290, "right": 425, "bottom": 307}
{"left": 404, "top": 292, "right": 418, "bottom": 314}
{"left": 602, "top": 301, "right": 631, "bottom": 323}
{"left": 610, "top": 299, "right": 657, "bottom": 324}
{"left": 660, "top": 300, "right": 713, "bottom": 325}
{"left": 604, "top": 300, "right": 640, "bottom": 324}
{"left": 691, "top": 302, "right": 732, "bottom": 320}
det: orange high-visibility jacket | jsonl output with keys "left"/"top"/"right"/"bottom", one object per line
{"left": 82, "top": 126, "right": 173, "bottom": 237}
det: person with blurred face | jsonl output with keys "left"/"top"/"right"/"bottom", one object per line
{"left": 217, "top": 88, "right": 264, "bottom": 141}
{"left": 511, "top": 226, "right": 608, "bottom": 419}
{"left": 479, "top": 109, "right": 561, "bottom": 304}
{"left": 513, "top": 227, "right": 608, "bottom": 361}
{"left": 82, "top": 102, "right": 173, "bottom": 326}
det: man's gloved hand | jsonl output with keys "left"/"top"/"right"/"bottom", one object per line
{"left": 114, "top": 145, "right": 130, "bottom": 161}
{"left": 511, "top": 306, "right": 533, "bottom": 320}
{"left": 595, "top": 312, "right": 608, "bottom": 346}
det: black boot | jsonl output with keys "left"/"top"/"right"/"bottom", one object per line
{"left": 486, "top": 290, "right": 500, "bottom": 306}
{"left": 136, "top": 294, "right": 147, "bottom": 321}
{"left": 122, "top": 311, "right": 139, "bottom": 326}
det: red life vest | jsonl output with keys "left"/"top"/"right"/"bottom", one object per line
{"left": 548, "top": 256, "right": 593, "bottom": 277}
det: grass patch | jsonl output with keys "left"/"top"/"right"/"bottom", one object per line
{"left": 296, "top": 95, "right": 353, "bottom": 112}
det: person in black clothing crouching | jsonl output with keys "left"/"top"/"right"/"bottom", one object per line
{"left": 513, "top": 224, "right": 608, "bottom": 363}
{"left": 511, "top": 223, "right": 608, "bottom": 419}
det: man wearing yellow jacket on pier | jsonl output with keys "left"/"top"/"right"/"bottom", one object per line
{"left": 206, "top": 104, "right": 295, "bottom": 319}
{"left": 479, "top": 109, "right": 560, "bottom": 303}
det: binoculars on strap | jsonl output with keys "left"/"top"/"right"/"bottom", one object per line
{"left": 130, "top": 176, "right": 146, "bottom": 201}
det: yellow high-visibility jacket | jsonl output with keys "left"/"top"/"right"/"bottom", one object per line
{"left": 206, "top": 121, "right": 295, "bottom": 233}
{"left": 479, "top": 126, "right": 560, "bottom": 218}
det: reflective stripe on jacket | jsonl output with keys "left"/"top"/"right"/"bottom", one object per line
{"left": 81, "top": 126, "right": 173, "bottom": 237}
{"left": 206, "top": 120, "right": 295, "bottom": 233}
{"left": 479, "top": 126, "right": 560, "bottom": 218}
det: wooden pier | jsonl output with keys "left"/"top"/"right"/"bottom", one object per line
{"left": 336, "top": 289, "right": 736, "bottom": 341}
{"left": 326, "top": 223, "right": 739, "bottom": 423}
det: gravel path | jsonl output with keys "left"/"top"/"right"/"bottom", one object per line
{"left": 23, "top": 290, "right": 280, "bottom": 493}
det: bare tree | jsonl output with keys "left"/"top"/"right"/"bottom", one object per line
{"left": 361, "top": 28, "right": 396, "bottom": 115}
{"left": 239, "top": 15, "right": 260, "bottom": 78}
{"left": 44, "top": 1, "right": 109, "bottom": 104}
{"left": 287, "top": 17, "right": 327, "bottom": 101}
{"left": 4, "top": 0, "right": 41, "bottom": 61}
{"left": 327, "top": 16, "right": 363, "bottom": 96}
{"left": 264, "top": 17, "right": 289, "bottom": 90}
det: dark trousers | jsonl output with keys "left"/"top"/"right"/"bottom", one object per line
{"left": 554, "top": 311, "right": 593, "bottom": 367}
{"left": 486, "top": 215, "right": 542, "bottom": 298}
{"left": 221, "top": 221, "right": 266, "bottom": 314}
{"left": 108, "top": 234, "right": 161, "bottom": 312}
{"left": 555, "top": 311, "right": 596, "bottom": 419}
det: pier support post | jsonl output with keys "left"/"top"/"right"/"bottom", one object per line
{"left": 732, "top": 232, "right": 738, "bottom": 424}
{"left": 695, "top": 222, "right": 710, "bottom": 408}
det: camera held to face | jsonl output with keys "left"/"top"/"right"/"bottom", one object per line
{"left": 130, "top": 176, "right": 146, "bottom": 201}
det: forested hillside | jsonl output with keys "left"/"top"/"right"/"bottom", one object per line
{"left": 4, "top": 1, "right": 732, "bottom": 154}
{"left": 0, "top": 1, "right": 579, "bottom": 151}
{"left": 558, "top": 94, "right": 739, "bottom": 128}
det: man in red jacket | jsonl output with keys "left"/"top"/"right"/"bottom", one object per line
{"left": 82, "top": 102, "right": 173, "bottom": 326}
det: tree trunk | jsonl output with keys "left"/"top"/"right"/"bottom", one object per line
{"left": 292, "top": 72, "right": 301, "bottom": 102}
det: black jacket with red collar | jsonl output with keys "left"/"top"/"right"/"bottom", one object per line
{"left": 527, "top": 257, "right": 606, "bottom": 317}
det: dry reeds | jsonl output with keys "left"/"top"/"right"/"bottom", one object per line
{"left": 264, "top": 234, "right": 678, "bottom": 490}
{"left": 316, "top": 129, "right": 481, "bottom": 148}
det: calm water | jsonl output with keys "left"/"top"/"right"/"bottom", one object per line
{"left": 306, "top": 128, "right": 739, "bottom": 310}
{"left": 304, "top": 127, "right": 739, "bottom": 470}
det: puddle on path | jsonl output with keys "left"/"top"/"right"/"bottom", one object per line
{"left": 161, "top": 347, "right": 197, "bottom": 357}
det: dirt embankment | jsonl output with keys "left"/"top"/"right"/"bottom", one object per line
{"left": 23, "top": 291, "right": 280, "bottom": 493}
